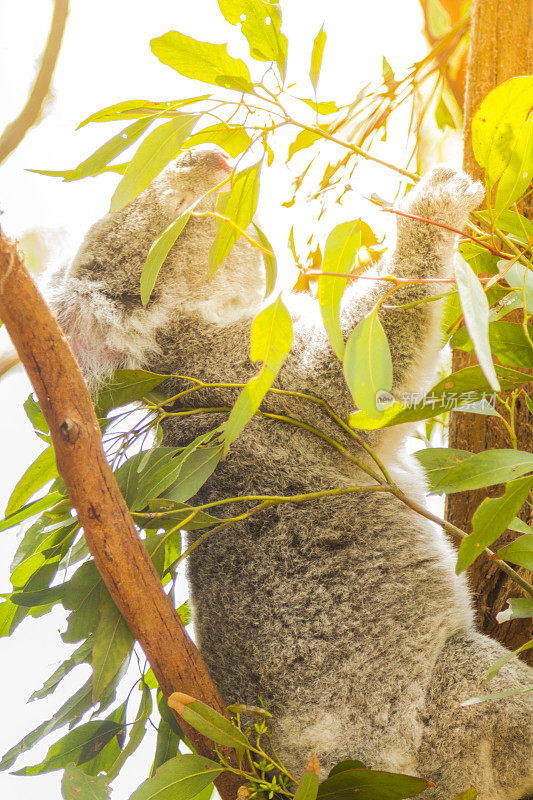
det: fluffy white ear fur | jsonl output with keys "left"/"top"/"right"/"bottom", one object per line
{"left": 49, "top": 276, "right": 164, "bottom": 390}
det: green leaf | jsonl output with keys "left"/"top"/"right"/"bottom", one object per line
{"left": 310, "top": 26, "right": 327, "bottom": 90}
{"left": 6, "top": 446, "right": 58, "bottom": 516}
{"left": 435, "top": 94, "right": 456, "bottom": 131}
{"left": 169, "top": 693, "right": 249, "bottom": 751}
{"left": 128, "top": 754, "right": 222, "bottom": 800}
{"left": 461, "top": 685, "right": 533, "bottom": 706}
{"left": 0, "top": 681, "right": 98, "bottom": 771}
{"left": 0, "top": 600, "right": 17, "bottom": 638}
{"left": 140, "top": 212, "right": 191, "bottom": 305}
{"left": 16, "top": 720, "right": 123, "bottom": 776}
{"left": 218, "top": 0, "right": 288, "bottom": 77}
{"left": 138, "top": 501, "right": 222, "bottom": 532}
{"left": 288, "top": 129, "right": 322, "bottom": 160}
{"left": 107, "top": 683, "right": 152, "bottom": 781}
{"left": 424, "top": 449, "right": 533, "bottom": 494}
{"left": 24, "top": 393, "right": 49, "bottom": 433}
{"left": 252, "top": 222, "right": 277, "bottom": 297}
{"left": 484, "top": 639, "right": 533, "bottom": 681}
{"left": 318, "top": 219, "right": 376, "bottom": 358}
{"left": 451, "top": 321, "right": 533, "bottom": 369}
{"left": 151, "top": 31, "right": 253, "bottom": 93}
{"left": 328, "top": 760, "right": 366, "bottom": 777}
{"left": 495, "top": 114, "right": 533, "bottom": 211}
{"left": 497, "top": 597, "right": 533, "bottom": 623}
{"left": 61, "top": 764, "right": 110, "bottom": 800}
{"left": 162, "top": 446, "right": 223, "bottom": 503}
{"left": 79, "top": 97, "right": 210, "bottom": 127}
{"left": 150, "top": 719, "right": 181, "bottom": 776}
{"left": 349, "top": 364, "right": 530, "bottom": 431}
{"left": 426, "top": 0, "right": 451, "bottom": 37}
{"left": 95, "top": 369, "right": 166, "bottom": 415}
{"left": 30, "top": 637, "right": 94, "bottom": 701}
{"left": 184, "top": 123, "right": 252, "bottom": 157}
{"left": 294, "top": 756, "right": 320, "bottom": 800}
{"left": 343, "top": 313, "right": 392, "bottom": 419}
{"left": 30, "top": 119, "right": 154, "bottom": 181}
{"left": 224, "top": 295, "right": 293, "bottom": 450}
{"left": 455, "top": 255, "right": 500, "bottom": 391}
{"left": 208, "top": 162, "right": 261, "bottom": 275}
{"left": 0, "top": 490, "right": 62, "bottom": 533}
{"left": 63, "top": 561, "right": 102, "bottom": 643}
{"left": 11, "top": 584, "right": 65, "bottom": 607}
{"left": 456, "top": 475, "right": 533, "bottom": 572}
{"left": 449, "top": 789, "right": 477, "bottom": 800}
{"left": 92, "top": 589, "right": 134, "bottom": 702}
{"left": 497, "top": 534, "right": 533, "bottom": 570}
{"left": 414, "top": 448, "right": 473, "bottom": 493}
{"left": 472, "top": 76, "right": 533, "bottom": 183}
{"left": 317, "top": 767, "right": 430, "bottom": 800}
{"left": 110, "top": 115, "right": 197, "bottom": 212}
{"left": 509, "top": 516, "right": 533, "bottom": 534}
{"left": 504, "top": 262, "right": 533, "bottom": 313}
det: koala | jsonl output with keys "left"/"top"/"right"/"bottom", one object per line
{"left": 49, "top": 146, "right": 533, "bottom": 800}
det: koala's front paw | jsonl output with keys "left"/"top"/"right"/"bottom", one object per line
{"left": 403, "top": 165, "right": 485, "bottom": 228}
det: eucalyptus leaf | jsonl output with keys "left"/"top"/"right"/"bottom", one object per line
{"left": 288, "top": 129, "right": 322, "bottom": 160}
{"left": 92, "top": 590, "right": 134, "bottom": 702}
{"left": 61, "top": 764, "right": 110, "bottom": 800}
{"left": 472, "top": 76, "right": 533, "bottom": 183}
{"left": 426, "top": 449, "right": 533, "bottom": 494}
{"left": 29, "top": 118, "right": 154, "bottom": 181}
{"left": 151, "top": 31, "right": 253, "bottom": 93}
{"left": 209, "top": 162, "right": 261, "bottom": 275}
{"left": 318, "top": 219, "right": 376, "bottom": 358}
{"left": 128, "top": 754, "right": 222, "bottom": 800}
{"left": 454, "top": 255, "right": 499, "bottom": 391}
{"left": 310, "top": 26, "right": 326, "bottom": 90}
{"left": 495, "top": 115, "right": 533, "bottom": 211}
{"left": 456, "top": 475, "right": 533, "bottom": 572}
{"left": 95, "top": 369, "right": 166, "bottom": 415}
{"left": 79, "top": 97, "right": 210, "bottom": 127}
{"left": 224, "top": 295, "right": 293, "bottom": 450}
{"left": 16, "top": 720, "right": 123, "bottom": 775}
{"left": 6, "top": 446, "right": 58, "bottom": 516}
{"left": 343, "top": 313, "right": 392, "bottom": 419}
{"left": 218, "top": 0, "right": 287, "bottom": 76}
{"left": 317, "top": 767, "right": 430, "bottom": 800}
{"left": 184, "top": 123, "right": 252, "bottom": 157}
{"left": 497, "top": 534, "right": 533, "bottom": 570}
{"left": 111, "top": 115, "right": 197, "bottom": 212}
{"left": 451, "top": 321, "right": 533, "bottom": 369}
{"left": 168, "top": 693, "right": 249, "bottom": 750}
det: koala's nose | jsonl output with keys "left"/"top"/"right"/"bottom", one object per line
{"left": 214, "top": 149, "right": 234, "bottom": 174}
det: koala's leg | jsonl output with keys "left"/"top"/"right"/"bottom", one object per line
{"left": 355, "top": 167, "right": 484, "bottom": 400}
{"left": 416, "top": 629, "right": 533, "bottom": 800}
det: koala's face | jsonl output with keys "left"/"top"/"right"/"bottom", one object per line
{"left": 156, "top": 145, "right": 234, "bottom": 217}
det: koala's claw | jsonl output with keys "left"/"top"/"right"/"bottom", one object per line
{"left": 403, "top": 164, "right": 485, "bottom": 226}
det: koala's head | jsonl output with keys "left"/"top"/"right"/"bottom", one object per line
{"left": 153, "top": 144, "right": 234, "bottom": 218}
{"left": 144, "top": 144, "right": 266, "bottom": 326}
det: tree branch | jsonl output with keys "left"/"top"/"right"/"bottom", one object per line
{"left": 0, "top": 227, "right": 242, "bottom": 799}
{"left": 0, "top": 0, "right": 69, "bottom": 165}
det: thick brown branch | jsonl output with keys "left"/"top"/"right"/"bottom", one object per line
{"left": 0, "top": 228, "right": 241, "bottom": 798}
{"left": 0, "top": 0, "right": 69, "bottom": 165}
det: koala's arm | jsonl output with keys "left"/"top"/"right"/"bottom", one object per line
{"left": 342, "top": 167, "right": 484, "bottom": 399}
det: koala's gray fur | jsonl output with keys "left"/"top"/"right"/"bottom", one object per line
{"left": 49, "top": 146, "right": 533, "bottom": 800}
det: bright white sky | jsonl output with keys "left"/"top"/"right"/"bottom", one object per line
{"left": 0, "top": 1, "right": 444, "bottom": 797}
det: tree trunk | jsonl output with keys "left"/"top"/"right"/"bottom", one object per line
{"left": 446, "top": 0, "right": 533, "bottom": 662}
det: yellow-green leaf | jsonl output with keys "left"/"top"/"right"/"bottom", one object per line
{"left": 224, "top": 295, "right": 293, "bottom": 449}
{"left": 129, "top": 754, "right": 222, "bottom": 800}
{"left": 168, "top": 693, "right": 249, "bottom": 750}
{"left": 218, "top": 0, "right": 288, "bottom": 77}
{"left": 110, "top": 115, "right": 197, "bottom": 211}
{"left": 151, "top": 31, "right": 253, "bottom": 93}
{"left": 456, "top": 474, "right": 533, "bottom": 573}
{"left": 472, "top": 76, "right": 533, "bottom": 183}
{"left": 343, "top": 313, "right": 392, "bottom": 419}
{"left": 184, "top": 123, "right": 252, "bottom": 157}
{"left": 92, "top": 590, "right": 134, "bottom": 701}
{"left": 495, "top": 115, "right": 533, "bottom": 211}
{"left": 288, "top": 129, "right": 321, "bottom": 160}
{"left": 310, "top": 26, "right": 326, "bottom": 91}
{"left": 208, "top": 162, "right": 261, "bottom": 275}
{"left": 6, "top": 447, "right": 58, "bottom": 516}
{"left": 318, "top": 219, "right": 377, "bottom": 359}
